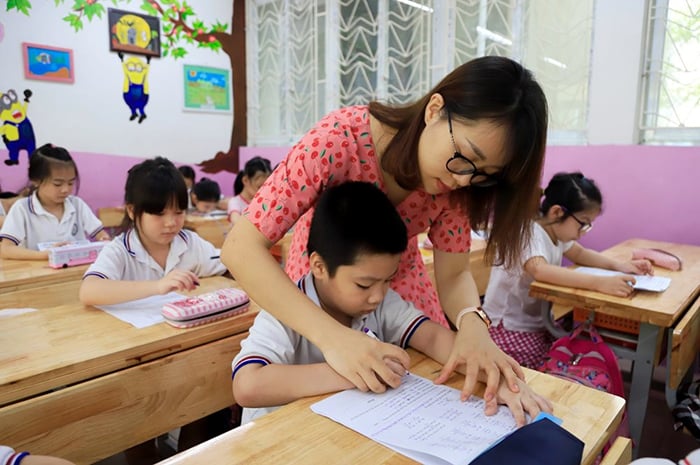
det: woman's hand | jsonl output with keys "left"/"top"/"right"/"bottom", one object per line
{"left": 434, "top": 313, "right": 524, "bottom": 402}
{"left": 321, "top": 326, "right": 411, "bottom": 393}
{"left": 489, "top": 378, "right": 553, "bottom": 426}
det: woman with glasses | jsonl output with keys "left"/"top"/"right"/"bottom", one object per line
{"left": 223, "top": 56, "right": 548, "bottom": 408}
{"left": 482, "top": 172, "right": 653, "bottom": 368}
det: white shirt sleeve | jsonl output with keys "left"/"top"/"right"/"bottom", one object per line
{"left": 187, "top": 231, "right": 227, "bottom": 277}
{"left": 83, "top": 238, "right": 127, "bottom": 280}
{"left": 232, "top": 310, "right": 299, "bottom": 376}
{"left": 376, "top": 290, "right": 430, "bottom": 348}
{"left": 0, "top": 199, "right": 28, "bottom": 246}
{"left": 73, "top": 197, "right": 104, "bottom": 238}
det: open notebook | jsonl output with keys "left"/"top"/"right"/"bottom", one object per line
{"left": 574, "top": 266, "right": 671, "bottom": 292}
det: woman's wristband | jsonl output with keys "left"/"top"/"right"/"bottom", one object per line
{"left": 455, "top": 306, "right": 492, "bottom": 330}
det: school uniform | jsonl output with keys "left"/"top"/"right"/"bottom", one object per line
{"left": 227, "top": 195, "right": 249, "bottom": 216}
{"left": 83, "top": 228, "right": 226, "bottom": 281}
{"left": 231, "top": 272, "right": 429, "bottom": 424}
{"left": 482, "top": 222, "right": 574, "bottom": 368}
{"left": 0, "top": 192, "right": 103, "bottom": 250}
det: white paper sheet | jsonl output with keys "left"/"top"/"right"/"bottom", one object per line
{"left": 575, "top": 266, "right": 671, "bottom": 292}
{"left": 96, "top": 293, "right": 184, "bottom": 328}
{"left": 0, "top": 308, "right": 38, "bottom": 318}
{"left": 311, "top": 373, "right": 518, "bottom": 465}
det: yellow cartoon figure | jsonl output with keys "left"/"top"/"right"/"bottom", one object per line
{"left": 118, "top": 52, "right": 150, "bottom": 123}
{"left": 0, "top": 89, "right": 36, "bottom": 166}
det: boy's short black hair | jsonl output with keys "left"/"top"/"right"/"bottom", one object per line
{"left": 308, "top": 181, "right": 408, "bottom": 277}
{"left": 193, "top": 178, "right": 221, "bottom": 202}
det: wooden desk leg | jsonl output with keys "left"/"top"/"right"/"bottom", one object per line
{"left": 626, "top": 323, "right": 661, "bottom": 458}
{"left": 665, "top": 328, "right": 697, "bottom": 408}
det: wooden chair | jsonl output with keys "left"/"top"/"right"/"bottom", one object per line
{"left": 599, "top": 437, "right": 632, "bottom": 465}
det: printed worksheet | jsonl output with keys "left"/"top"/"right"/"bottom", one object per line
{"left": 96, "top": 293, "right": 184, "bottom": 328}
{"left": 311, "top": 373, "right": 518, "bottom": 465}
{"left": 575, "top": 266, "right": 671, "bottom": 292}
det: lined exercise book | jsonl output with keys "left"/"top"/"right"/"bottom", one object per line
{"left": 311, "top": 373, "right": 518, "bottom": 465}
{"left": 574, "top": 266, "right": 671, "bottom": 292}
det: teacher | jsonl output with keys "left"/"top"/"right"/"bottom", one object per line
{"left": 222, "top": 56, "right": 547, "bottom": 404}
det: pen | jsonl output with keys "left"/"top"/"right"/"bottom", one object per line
{"left": 363, "top": 327, "right": 380, "bottom": 340}
{"left": 210, "top": 255, "right": 220, "bottom": 259}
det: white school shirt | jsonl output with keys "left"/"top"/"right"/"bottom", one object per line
{"left": 227, "top": 195, "right": 249, "bottom": 216}
{"left": 0, "top": 192, "right": 103, "bottom": 250}
{"left": 482, "top": 222, "right": 574, "bottom": 332}
{"left": 83, "top": 228, "right": 226, "bottom": 281}
{"left": 232, "top": 272, "right": 429, "bottom": 424}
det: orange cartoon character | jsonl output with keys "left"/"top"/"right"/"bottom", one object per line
{"left": 0, "top": 89, "right": 36, "bottom": 166}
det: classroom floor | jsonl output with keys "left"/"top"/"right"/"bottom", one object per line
{"left": 95, "top": 362, "right": 698, "bottom": 465}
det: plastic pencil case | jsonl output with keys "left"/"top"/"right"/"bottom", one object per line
{"left": 47, "top": 241, "right": 106, "bottom": 269}
{"left": 632, "top": 248, "right": 682, "bottom": 271}
{"left": 162, "top": 288, "right": 250, "bottom": 329}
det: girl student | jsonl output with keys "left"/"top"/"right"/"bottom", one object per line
{"left": 222, "top": 56, "right": 548, "bottom": 404}
{"left": 482, "top": 172, "right": 653, "bottom": 368}
{"left": 79, "top": 156, "right": 227, "bottom": 306}
{"left": 0, "top": 143, "right": 109, "bottom": 260}
{"left": 189, "top": 178, "right": 223, "bottom": 214}
{"left": 227, "top": 156, "right": 272, "bottom": 225}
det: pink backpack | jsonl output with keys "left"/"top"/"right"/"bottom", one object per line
{"left": 538, "top": 324, "right": 630, "bottom": 455}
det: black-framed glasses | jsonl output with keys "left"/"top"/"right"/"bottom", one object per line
{"left": 562, "top": 207, "right": 593, "bottom": 233}
{"left": 445, "top": 110, "right": 499, "bottom": 187}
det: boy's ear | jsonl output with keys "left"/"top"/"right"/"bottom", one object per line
{"left": 309, "top": 251, "right": 328, "bottom": 279}
{"left": 125, "top": 204, "right": 135, "bottom": 221}
{"left": 549, "top": 204, "right": 566, "bottom": 220}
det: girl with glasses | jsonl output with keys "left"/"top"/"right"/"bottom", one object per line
{"left": 482, "top": 171, "right": 653, "bottom": 368}
{"left": 222, "top": 56, "right": 548, "bottom": 406}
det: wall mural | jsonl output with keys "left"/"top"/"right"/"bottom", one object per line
{"left": 5, "top": 0, "right": 246, "bottom": 173}
{"left": 0, "top": 88, "right": 35, "bottom": 166}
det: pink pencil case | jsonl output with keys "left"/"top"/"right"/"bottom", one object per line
{"left": 632, "top": 248, "right": 683, "bottom": 271}
{"left": 162, "top": 288, "right": 250, "bottom": 328}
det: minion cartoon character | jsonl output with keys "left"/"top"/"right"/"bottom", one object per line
{"left": 0, "top": 89, "right": 35, "bottom": 166}
{"left": 118, "top": 52, "right": 150, "bottom": 123}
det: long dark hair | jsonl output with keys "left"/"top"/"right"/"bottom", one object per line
{"left": 369, "top": 56, "right": 548, "bottom": 267}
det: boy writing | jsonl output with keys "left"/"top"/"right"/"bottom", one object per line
{"left": 232, "top": 181, "right": 551, "bottom": 425}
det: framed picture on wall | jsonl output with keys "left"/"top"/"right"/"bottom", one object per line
{"left": 108, "top": 8, "right": 161, "bottom": 57}
{"left": 183, "top": 64, "right": 232, "bottom": 113}
{"left": 22, "top": 43, "right": 75, "bottom": 83}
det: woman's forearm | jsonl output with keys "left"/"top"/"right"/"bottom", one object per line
{"left": 222, "top": 218, "right": 344, "bottom": 349}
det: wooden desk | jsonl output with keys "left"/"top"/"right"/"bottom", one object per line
{"left": 418, "top": 233, "right": 490, "bottom": 296}
{"left": 185, "top": 214, "right": 231, "bottom": 248}
{"left": 156, "top": 349, "right": 625, "bottom": 465}
{"left": 0, "top": 258, "right": 88, "bottom": 293}
{"left": 0, "top": 276, "right": 257, "bottom": 465}
{"left": 530, "top": 238, "right": 700, "bottom": 453}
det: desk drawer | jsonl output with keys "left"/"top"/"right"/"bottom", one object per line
{"left": 669, "top": 298, "right": 700, "bottom": 390}
{"left": 0, "top": 333, "right": 247, "bottom": 465}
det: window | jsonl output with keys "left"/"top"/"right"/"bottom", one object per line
{"left": 246, "top": 0, "right": 594, "bottom": 146}
{"left": 640, "top": 0, "right": 700, "bottom": 145}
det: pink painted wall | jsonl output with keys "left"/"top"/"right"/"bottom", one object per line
{"left": 3, "top": 146, "right": 698, "bottom": 250}
{"left": 241, "top": 145, "right": 700, "bottom": 249}
{"left": 0, "top": 149, "right": 237, "bottom": 212}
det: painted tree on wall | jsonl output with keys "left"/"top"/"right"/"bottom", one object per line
{"left": 6, "top": 0, "right": 244, "bottom": 173}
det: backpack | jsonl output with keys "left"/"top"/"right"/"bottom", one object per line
{"left": 538, "top": 323, "right": 630, "bottom": 456}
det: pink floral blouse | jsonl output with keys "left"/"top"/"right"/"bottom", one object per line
{"left": 245, "top": 106, "right": 472, "bottom": 326}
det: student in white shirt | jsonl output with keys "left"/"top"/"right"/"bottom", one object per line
{"left": 0, "top": 445, "right": 75, "bottom": 465}
{"left": 79, "top": 156, "right": 226, "bottom": 305}
{"left": 227, "top": 156, "right": 271, "bottom": 225}
{"left": 482, "top": 172, "right": 653, "bottom": 368}
{"left": 0, "top": 144, "right": 109, "bottom": 260}
{"left": 189, "top": 177, "right": 223, "bottom": 214}
{"left": 232, "top": 181, "right": 551, "bottom": 425}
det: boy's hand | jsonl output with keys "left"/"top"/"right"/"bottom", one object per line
{"left": 596, "top": 275, "right": 635, "bottom": 297}
{"left": 491, "top": 378, "right": 553, "bottom": 427}
{"left": 617, "top": 259, "right": 653, "bottom": 276}
{"left": 156, "top": 269, "right": 199, "bottom": 294}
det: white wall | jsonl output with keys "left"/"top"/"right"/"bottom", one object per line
{"left": 0, "top": 1, "right": 233, "bottom": 164}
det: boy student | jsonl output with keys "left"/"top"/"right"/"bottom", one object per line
{"left": 231, "top": 181, "right": 552, "bottom": 425}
